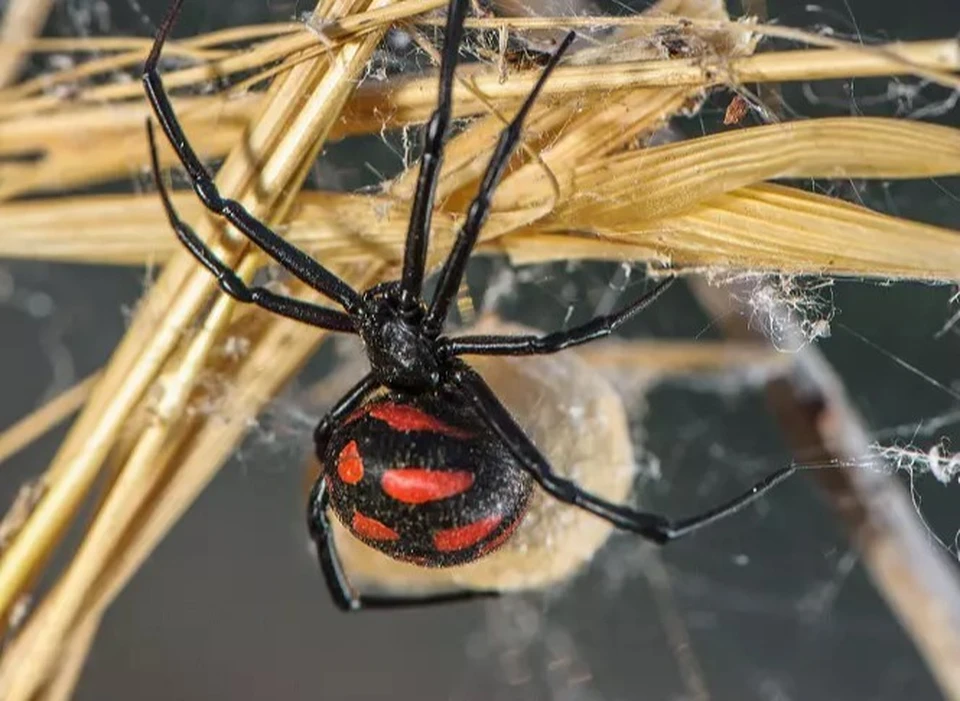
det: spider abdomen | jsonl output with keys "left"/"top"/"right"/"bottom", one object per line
{"left": 321, "top": 392, "right": 533, "bottom": 567}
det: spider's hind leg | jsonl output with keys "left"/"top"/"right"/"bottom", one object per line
{"left": 308, "top": 479, "right": 500, "bottom": 611}
{"left": 307, "top": 372, "right": 500, "bottom": 611}
{"left": 453, "top": 363, "right": 796, "bottom": 543}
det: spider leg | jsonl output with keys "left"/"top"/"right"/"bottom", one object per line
{"left": 311, "top": 372, "right": 381, "bottom": 455}
{"left": 422, "top": 31, "right": 576, "bottom": 336}
{"left": 453, "top": 363, "right": 796, "bottom": 544}
{"left": 147, "top": 121, "right": 356, "bottom": 333}
{"left": 398, "top": 0, "right": 469, "bottom": 315}
{"left": 442, "top": 276, "right": 675, "bottom": 356}
{"left": 142, "top": 0, "right": 362, "bottom": 313}
{"left": 308, "top": 479, "right": 500, "bottom": 612}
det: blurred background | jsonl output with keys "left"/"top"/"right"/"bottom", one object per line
{"left": 0, "top": 0, "right": 958, "bottom": 698}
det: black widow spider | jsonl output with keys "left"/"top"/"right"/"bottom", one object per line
{"left": 143, "top": 0, "right": 796, "bottom": 611}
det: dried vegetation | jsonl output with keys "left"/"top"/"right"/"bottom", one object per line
{"left": 0, "top": 0, "right": 957, "bottom": 697}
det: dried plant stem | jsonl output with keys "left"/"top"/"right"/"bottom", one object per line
{"left": 0, "top": 0, "right": 447, "bottom": 113}
{"left": 0, "top": 0, "right": 394, "bottom": 695}
{"left": 0, "top": 0, "right": 53, "bottom": 88}
{"left": 0, "top": 28, "right": 289, "bottom": 54}
{"left": 0, "top": 260, "right": 257, "bottom": 698}
{"left": 2, "top": 169, "right": 959, "bottom": 282}
{"left": 347, "top": 39, "right": 959, "bottom": 121}
{"left": 41, "top": 613, "right": 98, "bottom": 701}
{"left": 43, "top": 265, "right": 382, "bottom": 701}
{"left": 9, "top": 8, "right": 952, "bottom": 104}
{"left": 0, "top": 374, "right": 99, "bottom": 468}
{"left": 692, "top": 279, "right": 960, "bottom": 701}
{"left": 437, "top": 15, "right": 959, "bottom": 88}
{"left": 0, "top": 40, "right": 954, "bottom": 205}
{"left": 0, "top": 256, "right": 206, "bottom": 631}
{"left": 0, "top": 40, "right": 953, "bottom": 203}
{"left": 0, "top": 34, "right": 954, "bottom": 134}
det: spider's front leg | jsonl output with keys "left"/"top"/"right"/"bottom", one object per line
{"left": 143, "top": 0, "right": 362, "bottom": 312}
{"left": 422, "top": 30, "right": 576, "bottom": 335}
{"left": 146, "top": 122, "right": 355, "bottom": 333}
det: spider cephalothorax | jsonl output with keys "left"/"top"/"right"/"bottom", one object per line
{"left": 144, "top": 0, "right": 795, "bottom": 612}
{"left": 355, "top": 282, "right": 441, "bottom": 390}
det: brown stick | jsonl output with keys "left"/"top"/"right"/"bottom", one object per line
{"left": 0, "top": 0, "right": 54, "bottom": 87}
{"left": 691, "top": 276, "right": 960, "bottom": 701}
{"left": 0, "top": 374, "right": 99, "bottom": 468}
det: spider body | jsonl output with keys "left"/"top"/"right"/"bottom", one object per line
{"left": 319, "top": 389, "right": 533, "bottom": 567}
{"left": 144, "top": 0, "right": 796, "bottom": 612}
{"left": 325, "top": 332, "right": 638, "bottom": 596}
{"left": 356, "top": 282, "right": 440, "bottom": 390}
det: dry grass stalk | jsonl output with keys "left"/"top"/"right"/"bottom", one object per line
{"left": 0, "top": 0, "right": 53, "bottom": 87}
{"left": 0, "top": 0, "right": 957, "bottom": 697}
{"left": 0, "top": 375, "right": 99, "bottom": 467}
{"left": 3, "top": 113, "right": 959, "bottom": 280}
{"left": 0, "top": 38, "right": 956, "bottom": 197}
{"left": 0, "top": 39, "right": 954, "bottom": 208}
{"left": 0, "top": 0, "right": 393, "bottom": 695}
{"left": 445, "top": 12, "right": 955, "bottom": 71}
{"left": 0, "top": 0, "right": 446, "bottom": 115}
{"left": 575, "top": 339, "right": 790, "bottom": 377}
{"left": 2, "top": 7, "right": 956, "bottom": 112}
{"left": 1, "top": 35, "right": 956, "bottom": 137}
{"left": 21, "top": 263, "right": 382, "bottom": 700}
{"left": 693, "top": 279, "right": 960, "bottom": 701}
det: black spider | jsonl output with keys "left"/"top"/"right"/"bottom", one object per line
{"left": 143, "top": 0, "right": 795, "bottom": 611}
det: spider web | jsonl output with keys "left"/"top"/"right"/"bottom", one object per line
{"left": 0, "top": 0, "right": 957, "bottom": 699}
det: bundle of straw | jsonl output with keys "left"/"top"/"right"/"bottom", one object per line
{"left": 0, "top": 0, "right": 957, "bottom": 697}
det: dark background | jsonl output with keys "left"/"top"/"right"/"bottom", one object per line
{"left": 1, "top": 0, "right": 959, "bottom": 698}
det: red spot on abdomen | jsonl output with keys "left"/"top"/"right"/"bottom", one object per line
{"left": 433, "top": 514, "right": 503, "bottom": 552}
{"left": 369, "top": 403, "right": 473, "bottom": 439}
{"left": 382, "top": 469, "right": 475, "bottom": 504}
{"left": 337, "top": 440, "right": 364, "bottom": 484}
{"left": 352, "top": 511, "right": 399, "bottom": 541}
{"left": 478, "top": 513, "right": 523, "bottom": 556}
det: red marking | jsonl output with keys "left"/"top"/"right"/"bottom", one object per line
{"left": 352, "top": 511, "right": 399, "bottom": 541}
{"left": 336, "top": 441, "right": 364, "bottom": 484}
{"left": 478, "top": 514, "right": 523, "bottom": 556}
{"left": 382, "top": 469, "right": 475, "bottom": 504}
{"left": 369, "top": 403, "right": 473, "bottom": 439}
{"left": 433, "top": 515, "right": 503, "bottom": 552}
{"left": 479, "top": 498, "right": 530, "bottom": 556}
{"left": 344, "top": 403, "right": 374, "bottom": 425}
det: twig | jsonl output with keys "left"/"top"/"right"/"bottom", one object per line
{"left": 691, "top": 277, "right": 960, "bottom": 701}
{"left": 0, "top": 0, "right": 394, "bottom": 695}
{"left": 642, "top": 550, "right": 711, "bottom": 701}
{"left": 0, "top": 374, "right": 99, "bottom": 468}
{"left": 0, "top": 0, "right": 54, "bottom": 87}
